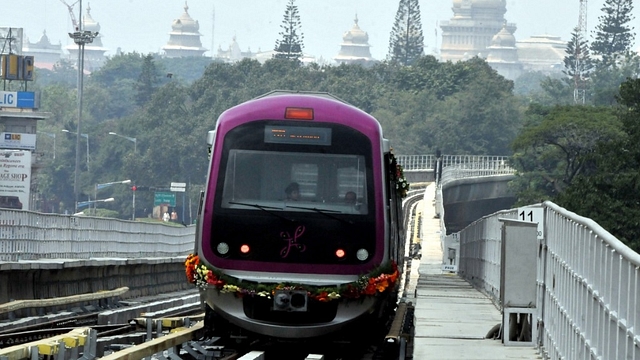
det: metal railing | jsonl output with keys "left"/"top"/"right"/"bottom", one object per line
{"left": 396, "top": 154, "right": 513, "bottom": 173}
{"left": 433, "top": 158, "right": 638, "bottom": 359}
{"left": 0, "top": 211, "right": 195, "bottom": 262}
{"left": 444, "top": 199, "right": 640, "bottom": 359}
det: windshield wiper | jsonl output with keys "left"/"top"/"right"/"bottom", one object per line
{"left": 228, "top": 201, "right": 293, "bottom": 222}
{"left": 284, "top": 205, "right": 353, "bottom": 224}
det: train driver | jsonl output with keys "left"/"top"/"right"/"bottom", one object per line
{"left": 285, "top": 182, "right": 301, "bottom": 201}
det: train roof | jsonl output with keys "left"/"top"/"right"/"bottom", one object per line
{"left": 253, "top": 90, "right": 351, "bottom": 105}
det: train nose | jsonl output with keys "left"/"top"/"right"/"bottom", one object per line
{"left": 273, "top": 290, "right": 308, "bottom": 312}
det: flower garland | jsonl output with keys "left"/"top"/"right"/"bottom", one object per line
{"left": 184, "top": 254, "right": 399, "bottom": 303}
{"left": 389, "top": 151, "right": 410, "bottom": 198}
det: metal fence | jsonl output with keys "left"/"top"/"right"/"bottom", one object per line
{"left": 396, "top": 154, "right": 512, "bottom": 173}
{"left": 444, "top": 199, "right": 640, "bottom": 359}
{"left": 0, "top": 211, "right": 195, "bottom": 262}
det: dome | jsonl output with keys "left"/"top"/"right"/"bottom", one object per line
{"left": 82, "top": 4, "right": 101, "bottom": 33}
{"left": 491, "top": 24, "right": 516, "bottom": 47}
{"left": 172, "top": 2, "right": 200, "bottom": 32}
{"left": 342, "top": 15, "right": 369, "bottom": 44}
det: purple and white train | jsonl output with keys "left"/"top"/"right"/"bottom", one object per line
{"left": 194, "top": 91, "right": 405, "bottom": 340}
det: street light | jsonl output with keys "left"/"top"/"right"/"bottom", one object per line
{"left": 62, "top": 129, "right": 89, "bottom": 168}
{"left": 68, "top": 0, "right": 98, "bottom": 214}
{"left": 108, "top": 132, "right": 137, "bottom": 153}
{"left": 94, "top": 179, "right": 131, "bottom": 215}
{"left": 76, "top": 197, "right": 114, "bottom": 214}
{"left": 37, "top": 131, "right": 56, "bottom": 159}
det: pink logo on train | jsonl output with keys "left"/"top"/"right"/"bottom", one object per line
{"left": 280, "top": 225, "right": 307, "bottom": 258}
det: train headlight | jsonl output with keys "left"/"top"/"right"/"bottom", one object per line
{"left": 216, "top": 242, "right": 230, "bottom": 255}
{"left": 356, "top": 248, "right": 369, "bottom": 261}
{"left": 240, "top": 244, "right": 251, "bottom": 254}
{"left": 335, "top": 248, "right": 346, "bottom": 259}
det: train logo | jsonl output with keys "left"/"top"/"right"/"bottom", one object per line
{"left": 280, "top": 225, "right": 307, "bottom": 258}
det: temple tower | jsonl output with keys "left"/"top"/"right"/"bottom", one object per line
{"left": 162, "top": 1, "right": 207, "bottom": 58}
{"left": 334, "top": 15, "right": 376, "bottom": 66}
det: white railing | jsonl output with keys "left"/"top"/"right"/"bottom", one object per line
{"left": 396, "top": 154, "right": 514, "bottom": 173}
{"left": 0, "top": 211, "right": 195, "bottom": 262}
{"left": 439, "top": 156, "right": 515, "bottom": 186}
{"left": 447, "top": 200, "right": 640, "bottom": 360}
{"left": 396, "top": 155, "right": 435, "bottom": 171}
{"left": 434, "top": 158, "right": 638, "bottom": 359}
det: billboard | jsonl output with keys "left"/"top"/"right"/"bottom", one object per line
{"left": 0, "top": 132, "right": 36, "bottom": 150}
{"left": 0, "top": 150, "right": 31, "bottom": 210}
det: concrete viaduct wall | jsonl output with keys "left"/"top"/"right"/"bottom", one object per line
{"left": 441, "top": 174, "right": 517, "bottom": 234}
{"left": 0, "top": 258, "right": 192, "bottom": 318}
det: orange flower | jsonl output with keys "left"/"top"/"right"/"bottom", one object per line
{"left": 184, "top": 254, "right": 201, "bottom": 283}
{"left": 314, "top": 292, "right": 330, "bottom": 302}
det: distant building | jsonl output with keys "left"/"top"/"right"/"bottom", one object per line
{"left": 440, "top": 0, "right": 515, "bottom": 62}
{"left": 440, "top": 0, "right": 565, "bottom": 80}
{"left": 65, "top": 3, "right": 108, "bottom": 72}
{"left": 162, "top": 2, "right": 207, "bottom": 58}
{"left": 334, "top": 15, "right": 376, "bottom": 66}
{"left": 516, "top": 35, "right": 565, "bottom": 73}
{"left": 214, "top": 36, "right": 254, "bottom": 63}
{"left": 486, "top": 24, "right": 522, "bottom": 80}
{"left": 22, "top": 31, "right": 63, "bottom": 70}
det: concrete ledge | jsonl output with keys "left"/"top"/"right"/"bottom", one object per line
{"left": 0, "top": 258, "right": 193, "bottom": 307}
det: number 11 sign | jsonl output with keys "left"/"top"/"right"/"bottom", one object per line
{"left": 517, "top": 206, "right": 544, "bottom": 240}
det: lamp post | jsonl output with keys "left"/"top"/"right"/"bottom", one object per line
{"left": 108, "top": 132, "right": 137, "bottom": 153}
{"left": 62, "top": 130, "right": 89, "bottom": 168}
{"left": 37, "top": 131, "right": 56, "bottom": 159}
{"left": 76, "top": 197, "right": 114, "bottom": 215}
{"left": 68, "top": 0, "right": 98, "bottom": 214}
{"left": 94, "top": 179, "right": 131, "bottom": 215}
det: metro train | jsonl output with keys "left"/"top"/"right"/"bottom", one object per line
{"left": 187, "top": 91, "right": 407, "bottom": 340}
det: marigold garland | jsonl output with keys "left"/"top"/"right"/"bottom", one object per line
{"left": 184, "top": 253, "right": 399, "bottom": 303}
{"left": 389, "top": 151, "right": 410, "bottom": 198}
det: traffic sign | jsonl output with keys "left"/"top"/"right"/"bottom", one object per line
{"left": 170, "top": 182, "right": 186, "bottom": 192}
{"left": 154, "top": 192, "right": 176, "bottom": 206}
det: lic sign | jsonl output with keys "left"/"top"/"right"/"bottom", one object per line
{"left": 0, "top": 91, "right": 37, "bottom": 109}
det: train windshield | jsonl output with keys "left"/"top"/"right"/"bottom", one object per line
{"left": 221, "top": 150, "right": 368, "bottom": 214}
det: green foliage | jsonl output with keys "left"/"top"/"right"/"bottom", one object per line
{"left": 34, "top": 53, "right": 523, "bottom": 219}
{"left": 591, "top": 0, "right": 635, "bottom": 68}
{"left": 510, "top": 105, "right": 622, "bottom": 204}
{"left": 563, "top": 27, "right": 594, "bottom": 103}
{"left": 273, "top": 0, "right": 304, "bottom": 61}
{"left": 135, "top": 55, "right": 160, "bottom": 105}
{"left": 388, "top": 0, "right": 424, "bottom": 66}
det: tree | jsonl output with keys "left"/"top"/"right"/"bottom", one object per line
{"left": 273, "top": 0, "right": 304, "bottom": 61}
{"left": 388, "top": 0, "right": 424, "bottom": 66}
{"left": 135, "top": 54, "right": 160, "bottom": 105}
{"left": 556, "top": 78, "right": 640, "bottom": 251}
{"left": 563, "top": 27, "right": 594, "bottom": 103}
{"left": 591, "top": 0, "right": 635, "bottom": 68}
{"left": 510, "top": 105, "right": 622, "bottom": 204}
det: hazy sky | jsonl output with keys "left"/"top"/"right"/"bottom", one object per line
{"left": 2, "top": 1, "right": 638, "bottom": 62}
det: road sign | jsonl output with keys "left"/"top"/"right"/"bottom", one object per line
{"left": 154, "top": 192, "right": 176, "bottom": 206}
{"left": 170, "top": 182, "right": 186, "bottom": 192}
